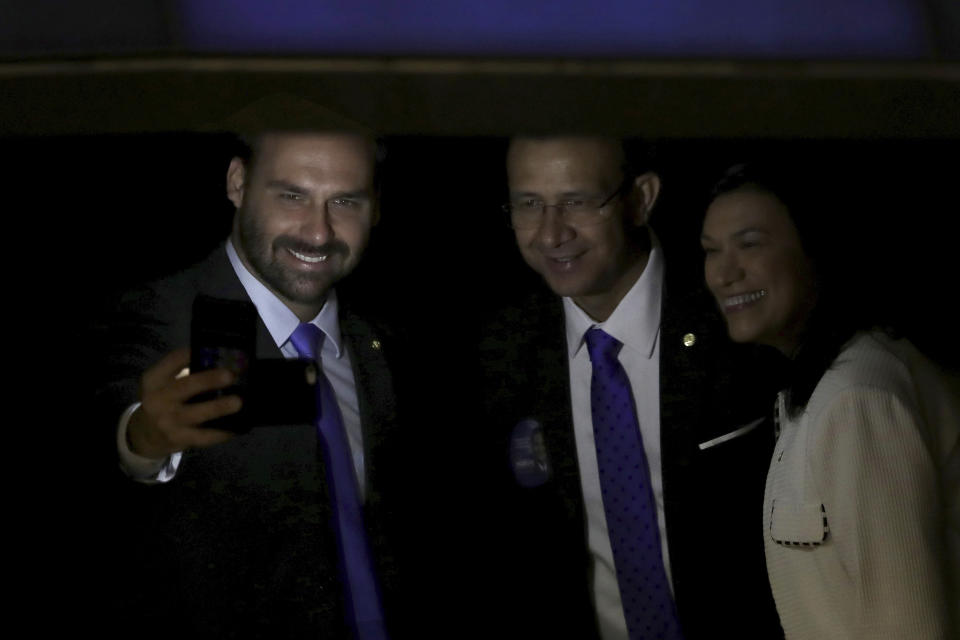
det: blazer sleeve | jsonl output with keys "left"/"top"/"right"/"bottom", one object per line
{"left": 809, "top": 387, "right": 954, "bottom": 639}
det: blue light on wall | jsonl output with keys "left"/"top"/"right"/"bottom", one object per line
{"left": 178, "top": 0, "right": 931, "bottom": 58}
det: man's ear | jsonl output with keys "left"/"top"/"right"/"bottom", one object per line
{"left": 628, "top": 172, "right": 661, "bottom": 226}
{"left": 226, "top": 158, "right": 246, "bottom": 209}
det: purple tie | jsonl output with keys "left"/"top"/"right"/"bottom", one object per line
{"left": 289, "top": 323, "right": 388, "bottom": 640}
{"left": 585, "top": 327, "right": 684, "bottom": 640}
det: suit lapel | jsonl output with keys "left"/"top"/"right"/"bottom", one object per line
{"left": 658, "top": 287, "right": 718, "bottom": 477}
{"left": 339, "top": 307, "right": 397, "bottom": 490}
{"left": 536, "top": 301, "right": 585, "bottom": 522}
{"left": 338, "top": 306, "right": 407, "bottom": 624}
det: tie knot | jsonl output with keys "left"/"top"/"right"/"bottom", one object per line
{"left": 585, "top": 327, "right": 622, "bottom": 364}
{"left": 289, "top": 322, "right": 324, "bottom": 361}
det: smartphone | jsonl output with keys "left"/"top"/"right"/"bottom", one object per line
{"left": 189, "top": 294, "right": 317, "bottom": 430}
{"left": 190, "top": 294, "right": 257, "bottom": 431}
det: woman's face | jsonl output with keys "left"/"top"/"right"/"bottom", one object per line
{"left": 701, "top": 187, "right": 818, "bottom": 356}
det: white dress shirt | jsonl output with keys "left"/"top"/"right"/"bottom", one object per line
{"left": 117, "top": 240, "right": 366, "bottom": 496}
{"left": 563, "top": 238, "right": 669, "bottom": 640}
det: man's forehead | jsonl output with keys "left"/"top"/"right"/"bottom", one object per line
{"left": 246, "top": 132, "right": 378, "bottom": 186}
{"left": 509, "top": 136, "right": 622, "bottom": 159}
{"left": 256, "top": 131, "right": 376, "bottom": 156}
{"left": 507, "top": 136, "right": 624, "bottom": 187}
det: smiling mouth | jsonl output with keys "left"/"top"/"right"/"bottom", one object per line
{"left": 541, "top": 254, "right": 583, "bottom": 273}
{"left": 723, "top": 289, "right": 766, "bottom": 310}
{"left": 288, "top": 248, "right": 328, "bottom": 264}
{"left": 544, "top": 250, "right": 585, "bottom": 264}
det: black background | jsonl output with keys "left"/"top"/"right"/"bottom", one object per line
{"left": 8, "top": 133, "right": 958, "bottom": 365}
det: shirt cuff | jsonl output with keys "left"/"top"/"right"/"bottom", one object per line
{"left": 117, "top": 402, "right": 182, "bottom": 483}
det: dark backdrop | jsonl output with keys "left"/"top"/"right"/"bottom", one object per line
{"left": 9, "top": 133, "right": 958, "bottom": 365}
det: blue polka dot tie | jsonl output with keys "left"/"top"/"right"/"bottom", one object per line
{"left": 289, "top": 323, "right": 388, "bottom": 640}
{"left": 585, "top": 327, "right": 684, "bottom": 640}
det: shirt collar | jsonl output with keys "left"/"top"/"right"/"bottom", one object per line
{"left": 226, "top": 238, "right": 343, "bottom": 358}
{"left": 563, "top": 231, "right": 664, "bottom": 361}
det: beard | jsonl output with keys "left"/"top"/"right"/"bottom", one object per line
{"left": 236, "top": 205, "right": 351, "bottom": 307}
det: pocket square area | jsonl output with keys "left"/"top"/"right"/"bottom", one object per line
{"left": 698, "top": 417, "right": 765, "bottom": 450}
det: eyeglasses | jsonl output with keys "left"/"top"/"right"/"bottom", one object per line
{"left": 502, "top": 180, "right": 629, "bottom": 230}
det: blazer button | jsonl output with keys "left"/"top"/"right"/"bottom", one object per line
{"left": 682, "top": 333, "right": 696, "bottom": 347}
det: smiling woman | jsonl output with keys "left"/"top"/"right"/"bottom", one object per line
{"left": 701, "top": 186, "right": 817, "bottom": 356}
{"left": 700, "top": 163, "right": 960, "bottom": 639}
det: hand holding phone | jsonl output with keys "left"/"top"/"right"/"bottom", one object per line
{"left": 127, "top": 347, "right": 241, "bottom": 459}
{"left": 190, "top": 294, "right": 317, "bottom": 430}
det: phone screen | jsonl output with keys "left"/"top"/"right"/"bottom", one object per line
{"left": 189, "top": 294, "right": 257, "bottom": 429}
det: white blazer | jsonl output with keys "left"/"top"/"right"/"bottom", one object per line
{"left": 763, "top": 331, "right": 959, "bottom": 639}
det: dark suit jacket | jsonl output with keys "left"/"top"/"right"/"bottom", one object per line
{"left": 474, "top": 274, "right": 785, "bottom": 638}
{"left": 98, "top": 246, "right": 415, "bottom": 639}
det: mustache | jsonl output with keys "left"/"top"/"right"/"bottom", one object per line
{"left": 274, "top": 237, "right": 349, "bottom": 257}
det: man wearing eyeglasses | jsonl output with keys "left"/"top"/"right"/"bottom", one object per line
{"left": 476, "top": 137, "right": 783, "bottom": 639}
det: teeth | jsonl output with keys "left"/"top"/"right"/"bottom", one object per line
{"left": 725, "top": 289, "right": 766, "bottom": 307}
{"left": 290, "top": 249, "right": 327, "bottom": 263}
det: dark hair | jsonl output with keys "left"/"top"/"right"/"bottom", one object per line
{"left": 710, "top": 162, "right": 824, "bottom": 260}
{"left": 620, "top": 137, "right": 658, "bottom": 251}
{"left": 621, "top": 137, "right": 657, "bottom": 182}
{"left": 709, "top": 162, "right": 879, "bottom": 418}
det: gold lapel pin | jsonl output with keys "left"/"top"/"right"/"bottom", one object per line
{"left": 682, "top": 333, "right": 696, "bottom": 347}
{"left": 371, "top": 339, "right": 382, "bottom": 350}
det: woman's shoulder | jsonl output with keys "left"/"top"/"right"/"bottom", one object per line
{"left": 818, "top": 330, "right": 914, "bottom": 393}
{"left": 808, "top": 330, "right": 960, "bottom": 426}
